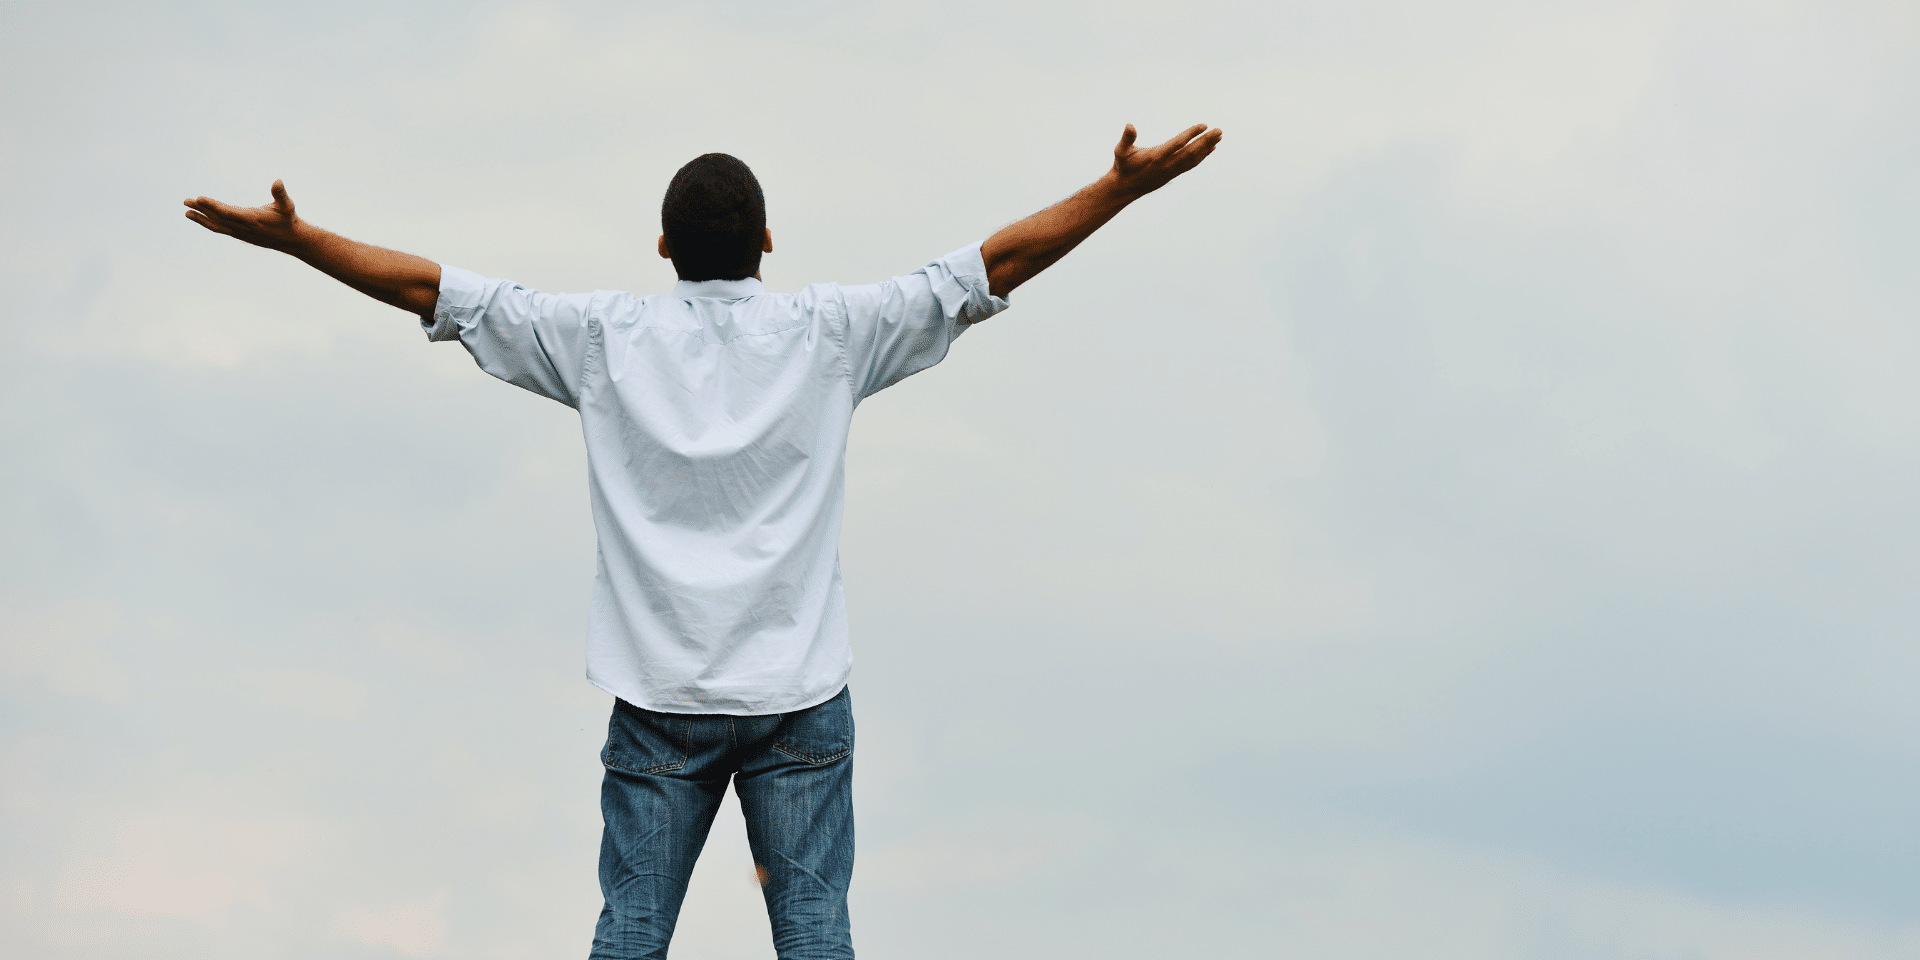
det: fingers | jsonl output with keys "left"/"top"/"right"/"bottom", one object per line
{"left": 182, "top": 182, "right": 302, "bottom": 246}
{"left": 1166, "top": 127, "right": 1224, "bottom": 169}
{"left": 181, "top": 195, "right": 260, "bottom": 238}
{"left": 1153, "top": 123, "right": 1211, "bottom": 155}
{"left": 180, "top": 180, "right": 291, "bottom": 222}
{"left": 183, "top": 208, "right": 234, "bottom": 236}
{"left": 184, "top": 197, "right": 221, "bottom": 224}
{"left": 184, "top": 195, "right": 240, "bottom": 220}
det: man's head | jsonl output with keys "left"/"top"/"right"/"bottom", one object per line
{"left": 659, "top": 153, "right": 770, "bottom": 281}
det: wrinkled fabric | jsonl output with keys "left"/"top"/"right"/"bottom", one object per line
{"left": 425, "top": 244, "right": 1008, "bottom": 714}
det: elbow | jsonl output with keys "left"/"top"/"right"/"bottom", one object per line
{"left": 405, "top": 284, "right": 441, "bottom": 321}
{"left": 411, "top": 265, "right": 443, "bottom": 320}
{"left": 985, "top": 259, "right": 1027, "bottom": 300}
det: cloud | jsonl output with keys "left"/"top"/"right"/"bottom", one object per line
{"left": 333, "top": 890, "right": 451, "bottom": 957}
{"left": 0, "top": 596, "right": 131, "bottom": 703}
{"left": 233, "top": 667, "right": 368, "bottom": 721}
{"left": 51, "top": 800, "right": 339, "bottom": 927}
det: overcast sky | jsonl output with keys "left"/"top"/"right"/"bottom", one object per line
{"left": 3, "top": 1, "right": 1919, "bottom": 958}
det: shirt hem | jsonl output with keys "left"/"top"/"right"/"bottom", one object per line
{"left": 585, "top": 672, "right": 850, "bottom": 717}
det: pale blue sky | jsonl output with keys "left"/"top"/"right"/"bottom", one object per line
{"left": 4, "top": 2, "right": 1919, "bottom": 958}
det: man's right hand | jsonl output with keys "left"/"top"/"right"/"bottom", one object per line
{"left": 184, "top": 179, "right": 442, "bottom": 320}
{"left": 184, "top": 180, "right": 308, "bottom": 252}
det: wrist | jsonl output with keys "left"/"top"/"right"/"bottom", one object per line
{"left": 283, "top": 218, "right": 323, "bottom": 256}
{"left": 1093, "top": 168, "right": 1144, "bottom": 205}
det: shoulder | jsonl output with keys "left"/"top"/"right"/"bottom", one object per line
{"left": 793, "top": 282, "right": 848, "bottom": 313}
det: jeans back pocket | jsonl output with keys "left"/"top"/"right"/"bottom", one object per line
{"left": 602, "top": 699, "right": 691, "bottom": 775}
{"left": 772, "top": 686, "right": 854, "bottom": 765}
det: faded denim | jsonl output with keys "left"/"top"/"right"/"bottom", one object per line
{"left": 590, "top": 686, "right": 855, "bottom": 960}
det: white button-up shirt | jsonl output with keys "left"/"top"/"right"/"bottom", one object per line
{"left": 424, "top": 243, "right": 1009, "bottom": 714}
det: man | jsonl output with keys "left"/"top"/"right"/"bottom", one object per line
{"left": 185, "top": 122, "right": 1222, "bottom": 960}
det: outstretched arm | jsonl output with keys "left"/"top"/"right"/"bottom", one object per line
{"left": 183, "top": 181, "right": 441, "bottom": 320}
{"left": 980, "top": 123, "right": 1223, "bottom": 300}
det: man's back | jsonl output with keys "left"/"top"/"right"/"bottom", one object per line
{"left": 426, "top": 245, "right": 1007, "bottom": 714}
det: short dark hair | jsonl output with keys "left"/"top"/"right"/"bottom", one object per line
{"left": 661, "top": 153, "right": 766, "bottom": 281}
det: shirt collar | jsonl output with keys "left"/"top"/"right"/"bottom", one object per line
{"left": 673, "top": 277, "right": 764, "bottom": 300}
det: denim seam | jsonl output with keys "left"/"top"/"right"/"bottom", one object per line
{"left": 770, "top": 687, "right": 851, "bottom": 764}
{"left": 602, "top": 750, "right": 685, "bottom": 776}
{"left": 601, "top": 709, "right": 692, "bottom": 775}
{"left": 771, "top": 743, "right": 851, "bottom": 766}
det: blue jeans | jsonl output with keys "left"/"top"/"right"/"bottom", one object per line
{"left": 590, "top": 686, "right": 856, "bottom": 960}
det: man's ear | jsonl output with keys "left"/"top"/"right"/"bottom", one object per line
{"left": 658, "top": 235, "right": 672, "bottom": 260}
{"left": 763, "top": 228, "right": 773, "bottom": 254}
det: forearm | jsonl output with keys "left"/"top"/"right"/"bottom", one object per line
{"left": 978, "top": 123, "right": 1222, "bottom": 300}
{"left": 981, "top": 171, "right": 1134, "bottom": 300}
{"left": 185, "top": 182, "right": 441, "bottom": 321}
{"left": 285, "top": 221, "right": 441, "bottom": 320}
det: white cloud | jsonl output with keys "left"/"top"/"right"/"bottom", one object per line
{"left": 0, "top": 596, "right": 131, "bottom": 703}
{"left": 52, "top": 801, "right": 338, "bottom": 927}
{"left": 333, "top": 890, "right": 451, "bottom": 957}
{"left": 234, "top": 667, "right": 368, "bottom": 721}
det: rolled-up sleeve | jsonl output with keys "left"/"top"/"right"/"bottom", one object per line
{"left": 840, "top": 242, "right": 1010, "bottom": 401}
{"left": 424, "top": 265, "right": 596, "bottom": 408}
